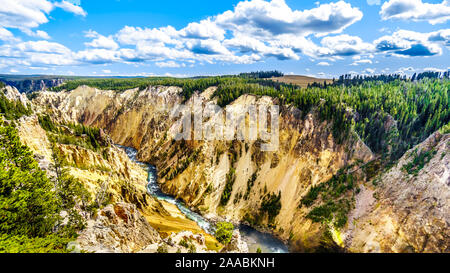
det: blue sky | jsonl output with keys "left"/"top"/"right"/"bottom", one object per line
{"left": 0, "top": 0, "right": 449, "bottom": 78}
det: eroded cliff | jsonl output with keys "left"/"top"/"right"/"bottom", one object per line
{"left": 31, "top": 85, "right": 449, "bottom": 252}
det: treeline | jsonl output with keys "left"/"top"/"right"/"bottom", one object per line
{"left": 51, "top": 77, "right": 229, "bottom": 101}
{"left": 239, "top": 70, "right": 284, "bottom": 79}
{"left": 309, "top": 71, "right": 450, "bottom": 88}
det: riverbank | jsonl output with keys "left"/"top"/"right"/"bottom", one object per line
{"left": 118, "top": 145, "right": 289, "bottom": 253}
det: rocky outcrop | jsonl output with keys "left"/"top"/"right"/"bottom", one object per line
{"left": 15, "top": 110, "right": 217, "bottom": 253}
{"left": 73, "top": 202, "right": 161, "bottom": 253}
{"left": 2, "top": 85, "right": 29, "bottom": 106}
{"left": 345, "top": 132, "right": 449, "bottom": 253}
{"left": 220, "top": 230, "right": 249, "bottom": 253}
{"left": 140, "top": 231, "right": 216, "bottom": 253}
{"left": 1, "top": 78, "right": 65, "bottom": 93}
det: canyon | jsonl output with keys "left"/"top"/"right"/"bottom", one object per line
{"left": 24, "top": 84, "right": 449, "bottom": 253}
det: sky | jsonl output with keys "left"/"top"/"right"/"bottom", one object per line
{"left": 0, "top": 0, "right": 449, "bottom": 78}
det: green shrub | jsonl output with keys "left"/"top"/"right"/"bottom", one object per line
{"left": 214, "top": 222, "right": 234, "bottom": 245}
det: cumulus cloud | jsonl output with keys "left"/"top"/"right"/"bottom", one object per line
{"left": 180, "top": 19, "right": 225, "bottom": 40}
{"left": 0, "top": 27, "right": 16, "bottom": 41}
{"left": 54, "top": 1, "right": 87, "bottom": 17}
{"left": 317, "top": 61, "right": 331, "bottom": 66}
{"left": 84, "top": 31, "right": 119, "bottom": 50}
{"left": 428, "top": 29, "right": 450, "bottom": 46}
{"left": 363, "top": 68, "right": 376, "bottom": 74}
{"left": 21, "top": 29, "right": 51, "bottom": 39}
{"left": 0, "top": 0, "right": 53, "bottom": 30}
{"left": 350, "top": 59, "right": 373, "bottom": 65}
{"left": 0, "top": 0, "right": 87, "bottom": 40}
{"left": 116, "top": 26, "right": 179, "bottom": 46}
{"left": 0, "top": 40, "right": 77, "bottom": 66}
{"left": 215, "top": 0, "right": 363, "bottom": 37}
{"left": 155, "top": 61, "right": 185, "bottom": 68}
{"left": 186, "top": 39, "right": 231, "bottom": 55}
{"left": 374, "top": 30, "right": 443, "bottom": 57}
{"left": 316, "top": 34, "right": 375, "bottom": 57}
{"left": 16, "top": 41, "right": 71, "bottom": 54}
{"left": 380, "top": 0, "right": 450, "bottom": 24}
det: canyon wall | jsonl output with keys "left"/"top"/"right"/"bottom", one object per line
{"left": 31, "top": 85, "right": 449, "bottom": 252}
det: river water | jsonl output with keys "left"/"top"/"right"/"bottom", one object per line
{"left": 118, "top": 145, "right": 289, "bottom": 253}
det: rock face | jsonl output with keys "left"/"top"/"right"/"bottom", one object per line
{"left": 31, "top": 85, "right": 449, "bottom": 253}
{"left": 75, "top": 202, "right": 161, "bottom": 253}
{"left": 220, "top": 229, "right": 249, "bottom": 253}
{"left": 1, "top": 78, "right": 65, "bottom": 93}
{"left": 139, "top": 231, "right": 215, "bottom": 253}
{"left": 2, "top": 85, "right": 29, "bottom": 106}
{"left": 15, "top": 110, "right": 217, "bottom": 253}
{"left": 346, "top": 132, "right": 449, "bottom": 253}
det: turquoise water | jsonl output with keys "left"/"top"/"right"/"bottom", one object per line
{"left": 118, "top": 144, "right": 288, "bottom": 253}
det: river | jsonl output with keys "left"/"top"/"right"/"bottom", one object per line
{"left": 118, "top": 145, "right": 289, "bottom": 253}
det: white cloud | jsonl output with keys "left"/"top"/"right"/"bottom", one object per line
{"left": 116, "top": 26, "right": 179, "bottom": 46}
{"left": 317, "top": 34, "right": 375, "bottom": 57}
{"left": 155, "top": 61, "right": 185, "bottom": 68}
{"left": 75, "top": 48, "right": 121, "bottom": 64}
{"left": 180, "top": 19, "right": 225, "bottom": 40}
{"left": 54, "top": 1, "right": 87, "bottom": 17}
{"left": 84, "top": 31, "right": 119, "bottom": 50}
{"left": 0, "top": 0, "right": 87, "bottom": 41}
{"left": 317, "top": 61, "right": 330, "bottom": 66}
{"left": 21, "top": 29, "right": 51, "bottom": 39}
{"left": 428, "top": 29, "right": 450, "bottom": 46}
{"left": 423, "top": 67, "right": 446, "bottom": 72}
{"left": 395, "top": 66, "right": 415, "bottom": 74}
{"left": 0, "top": 27, "right": 16, "bottom": 41}
{"left": 374, "top": 30, "right": 443, "bottom": 57}
{"left": 363, "top": 68, "right": 376, "bottom": 74}
{"left": 0, "top": 0, "right": 53, "bottom": 30}
{"left": 216, "top": 0, "right": 363, "bottom": 37}
{"left": 16, "top": 41, "right": 71, "bottom": 54}
{"left": 186, "top": 39, "right": 231, "bottom": 55}
{"left": 380, "top": 0, "right": 450, "bottom": 24}
{"left": 350, "top": 59, "right": 373, "bottom": 65}
{"left": 102, "top": 69, "right": 111, "bottom": 74}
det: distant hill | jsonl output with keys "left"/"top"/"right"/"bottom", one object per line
{"left": 0, "top": 75, "right": 74, "bottom": 93}
{"left": 271, "top": 75, "right": 333, "bottom": 88}
{"left": 0, "top": 74, "right": 146, "bottom": 93}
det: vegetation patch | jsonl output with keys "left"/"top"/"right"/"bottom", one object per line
{"left": 402, "top": 148, "right": 437, "bottom": 176}
{"left": 214, "top": 222, "right": 234, "bottom": 245}
{"left": 39, "top": 115, "right": 109, "bottom": 152}
{"left": 300, "top": 168, "right": 356, "bottom": 229}
{"left": 0, "top": 118, "right": 88, "bottom": 253}
{"left": 0, "top": 92, "right": 31, "bottom": 120}
{"left": 260, "top": 192, "right": 282, "bottom": 224}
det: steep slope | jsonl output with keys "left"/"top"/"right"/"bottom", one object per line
{"left": 345, "top": 132, "right": 449, "bottom": 253}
